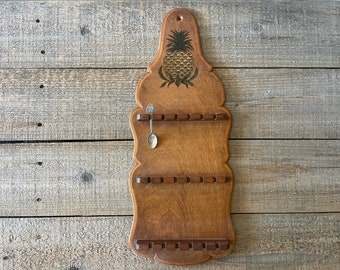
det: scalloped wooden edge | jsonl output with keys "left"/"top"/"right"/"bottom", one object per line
{"left": 129, "top": 8, "right": 235, "bottom": 265}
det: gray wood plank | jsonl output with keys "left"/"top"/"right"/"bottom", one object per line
{"left": 0, "top": 1, "right": 339, "bottom": 68}
{"left": 0, "top": 140, "right": 338, "bottom": 216}
{"left": 1, "top": 68, "right": 338, "bottom": 141}
{"left": 0, "top": 214, "right": 339, "bottom": 269}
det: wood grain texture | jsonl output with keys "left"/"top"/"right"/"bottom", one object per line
{"left": 0, "top": 214, "right": 339, "bottom": 270}
{"left": 0, "top": 140, "right": 338, "bottom": 216}
{"left": 0, "top": 0, "right": 339, "bottom": 268}
{"left": 0, "top": 1, "right": 339, "bottom": 68}
{"left": 1, "top": 68, "right": 338, "bottom": 141}
{"left": 129, "top": 9, "right": 235, "bottom": 264}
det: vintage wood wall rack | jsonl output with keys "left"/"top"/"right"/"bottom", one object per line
{"left": 129, "top": 8, "right": 235, "bottom": 265}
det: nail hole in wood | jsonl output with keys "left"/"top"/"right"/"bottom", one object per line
{"left": 41, "top": 50, "right": 45, "bottom": 54}
{"left": 40, "top": 84, "right": 44, "bottom": 89}
{"left": 36, "top": 19, "right": 40, "bottom": 23}
{"left": 176, "top": 15, "right": 183, "bottom": 21}
{"left": 3, "top": 256, "right": 9, "bottom": 260}
{"left": 80, "top": 25, "right": 90, "bottom": 36}
{"left": 36, "top": 197, "right": 42, "bottom": 202}
{"left": 37, "top": 161, "right": 43, "bottom": 166}
{"left": 254, "top": 22, "right": 263, "bottom": 33}
{"left": 81, "top": 171, "right": 94, "bottom": 183}
{"left": 37, "top": 123, "right": 43, "bottom": 127}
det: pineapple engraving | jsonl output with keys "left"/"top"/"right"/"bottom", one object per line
{"left": 158, "top": 30, "right": 198, "bottom": 88}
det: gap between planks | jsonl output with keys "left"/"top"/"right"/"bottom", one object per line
{"left": 1, "top": 211, "right": 340, "bottom": 219}
{"left": 0, "top": 140, "right": 338, "bottom": 216}
{"left": 0, "top": 1, "right": 339, "bottom": 68}
{"left": 1, "top": 68, "right": 339, "bottom": 141}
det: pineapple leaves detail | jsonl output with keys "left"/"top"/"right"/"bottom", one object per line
{"left": 159, "top": 67, "right": 198, "bottom": 88}
{"left": 158, "top": 66, "right": 167, "bottom": 80}
{"left": 159, "top": 30, "right": 198, "bottom": 88}
{"left": 166, "top": 30, "right": 193, "bottom": 52}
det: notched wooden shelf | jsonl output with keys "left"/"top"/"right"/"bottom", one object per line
{"left": 135, "top": 176, "right": 231, "bottom": 184}
{"left": 136, "top": 112, "right": 229, "bottom": 121}
{"left": 135, "top": 239, "right": 231, "bottom": 252}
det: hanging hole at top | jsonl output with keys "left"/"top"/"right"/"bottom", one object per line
{"left": 36, "top": 19, "right": 40, "bottom": 23}
{"left": 176, "top": 15, "right": 183, "bottom": 21}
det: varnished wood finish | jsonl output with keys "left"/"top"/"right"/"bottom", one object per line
{"left": 136, "top": 112, "right": 229, "bottom": 121}
{"left": 129, "top": 9, "right": 235, "bottom": 265}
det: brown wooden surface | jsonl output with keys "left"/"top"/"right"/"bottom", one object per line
{"left": 129, "top": 9, "right": 235, "bottom": 265}
{"left": 0, "top": 0, "right": 339, "bottom": 269}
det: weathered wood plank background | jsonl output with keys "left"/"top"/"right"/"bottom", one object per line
{"left": 0, "top": 1, "right": 339, "bottom": 269}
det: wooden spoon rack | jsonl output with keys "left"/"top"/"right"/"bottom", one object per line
{"left": 129, "top": 8, "right": 235, "bottom": 265}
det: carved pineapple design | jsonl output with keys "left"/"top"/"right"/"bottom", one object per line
{"left": 159, "top": 30, "right": 198, "bottom": 87}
